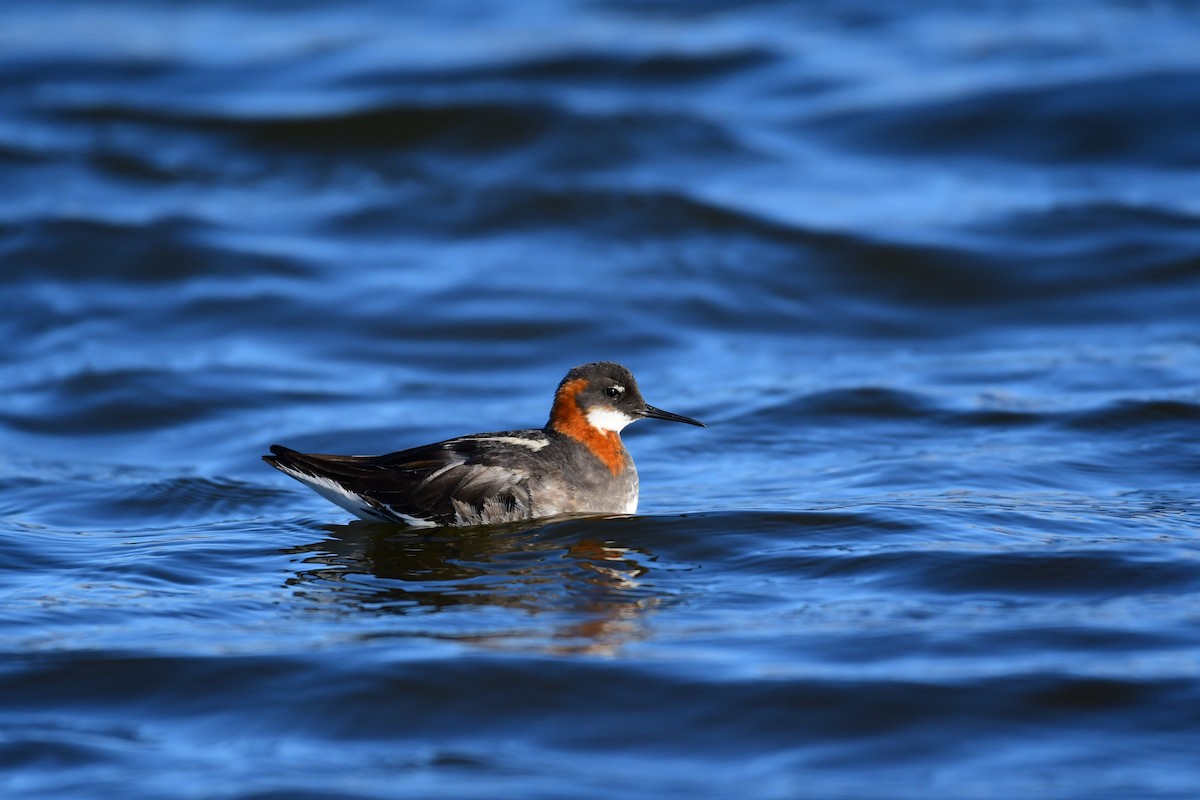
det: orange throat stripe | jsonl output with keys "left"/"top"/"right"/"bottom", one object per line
{"left": 549, "top": 378, "right": 628, "bottom": 476}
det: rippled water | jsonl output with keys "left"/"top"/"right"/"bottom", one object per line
{"left": 4, "top": 2, "right": 1200, "bottom": 798}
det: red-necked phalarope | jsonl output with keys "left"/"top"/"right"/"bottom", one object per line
{"left": 263, "top": 361, "right": 705, "bottom": 527}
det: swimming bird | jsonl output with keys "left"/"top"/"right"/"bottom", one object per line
{"left": 263, "top": 361, "right": 705, "bottom": 527}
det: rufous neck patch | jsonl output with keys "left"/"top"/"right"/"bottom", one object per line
{"left": 549, "top": 378, "right": 628, "bottom": 475}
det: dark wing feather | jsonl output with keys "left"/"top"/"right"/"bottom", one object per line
{"left": 264, "top": 434, "right": 542, "bottom": 525}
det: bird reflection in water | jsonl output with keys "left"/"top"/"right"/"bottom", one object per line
{"left": 282, "top": 517, "right": 668, "bottom": 654}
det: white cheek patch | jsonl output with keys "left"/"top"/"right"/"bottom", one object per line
{"left": 586, "top": 406, "right": 636, "bottom": 432}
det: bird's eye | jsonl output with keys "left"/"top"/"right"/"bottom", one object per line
{"left": 605, "top": 386, "right": 622, "bottom": 398}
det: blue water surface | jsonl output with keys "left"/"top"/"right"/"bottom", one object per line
{"left": 2, "top": 1, "right": 1200, "bottom": 798}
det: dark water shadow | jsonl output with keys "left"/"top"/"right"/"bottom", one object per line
{"left": 281, "top": 516, "right": 671, "bottom": 653}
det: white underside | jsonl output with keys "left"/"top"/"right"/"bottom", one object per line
{"left": 276, "top": 463, "right": 436, "bottom": 527}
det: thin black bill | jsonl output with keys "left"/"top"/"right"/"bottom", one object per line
{"left": 642, "top": 404, "right": 706, "bottom": 427}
